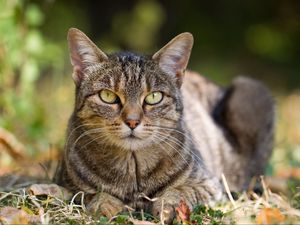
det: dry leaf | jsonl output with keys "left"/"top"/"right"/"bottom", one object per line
{"left": 0, "top": 206, "right": 40, "bottom": 224}
{"left": 256, "top": 207, "right": 285, "bottom": 225}
{"left": 27, "top": 183, "right": 72, "bottom": 200}
{"left": 0, "top": 127, "right": 26, "bottom": 161}
{"left": 175, "top": 200, "right": 191, "bottom": 224}
{"left": 129, "top": 219, "right": 157, "bottom": 225}
{"left": 277, "top": 168, "right": 300, "bottom": 179}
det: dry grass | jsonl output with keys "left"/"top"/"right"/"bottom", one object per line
{"left": 219, "top": 177, "right": 300, "bottom": 224}
{"left": 0, "top": 177, "right": 299, "bottom": 224}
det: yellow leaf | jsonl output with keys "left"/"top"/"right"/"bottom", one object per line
{"left": 21, "top": 206, "right": 35, "bottom": 215}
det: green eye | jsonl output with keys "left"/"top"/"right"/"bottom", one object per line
{"left": 99, "top": 89, "right": 119, "bottom": 104}
{"left": 145, "top": 92, "right": 163, "bottom": 105}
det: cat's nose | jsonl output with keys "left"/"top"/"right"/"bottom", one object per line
{"left": 125, "top": 119, "right": 140, "bottom": 130}
{"left": 122, "top": 103, "right": 143, "bottom": 130}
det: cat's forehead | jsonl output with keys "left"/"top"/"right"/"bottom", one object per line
{"left": 110, "top": 52, "right": 149, "bottom": 85}
{"left": 109, "top": 52, "right": 152, "bottom": 77}
{"left": 85, "top": 52, "right": 175, "bottom": 94}
{"left": 112, "top": 52, "right": 145, "bottom": 64}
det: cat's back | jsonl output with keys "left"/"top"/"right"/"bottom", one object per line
{"left": 181, "top": 71, "right": 231, "bottom": 175}
{"left": 181, "top": 71, "right": 274, "bottom": 190}
{"left": 182, "top": 71, "right": 223, "bottom": 113}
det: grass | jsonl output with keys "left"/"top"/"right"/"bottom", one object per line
{"left": 0, "top": 177, "right": 300, "bottom": 224}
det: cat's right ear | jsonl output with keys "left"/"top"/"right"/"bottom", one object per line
{"left": 67, "top": 28, "right": 108, "bottom": 86}
{"left": 152, "top": 32, "right": 193, "bottom": 87}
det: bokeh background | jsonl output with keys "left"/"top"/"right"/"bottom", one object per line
{"left": 0, "top": 0, "right": 300, "bottom": 189}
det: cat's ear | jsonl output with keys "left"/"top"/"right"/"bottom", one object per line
{"left": 67, "top": 28, "right": 108, "bottom": 86}
{"left": 152, "top": 32, "right": 193, "bottom": 86}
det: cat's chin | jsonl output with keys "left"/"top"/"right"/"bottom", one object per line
{"left": 116, "top": 137, "right": 153, "bottom": 151}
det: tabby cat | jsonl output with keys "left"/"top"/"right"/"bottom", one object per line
{"left": 54, "top": 28, "right": 274, "bottom": 223}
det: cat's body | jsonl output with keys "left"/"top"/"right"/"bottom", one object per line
{"left": 55, "top": 29, "right": 274, "bottom": 223}
{"left": 181, "top": 72, "right": 273, "bottom": 191}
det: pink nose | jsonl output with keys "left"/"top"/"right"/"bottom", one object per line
{"left": 125, "top": 119, "right": 140, "bottom": 130}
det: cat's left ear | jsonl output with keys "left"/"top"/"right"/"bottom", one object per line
{"left": 152, "top": 32, "right": 193, "bottom": 86}
{"left": 68, "top": 28, "right": 108, "bottom": 86}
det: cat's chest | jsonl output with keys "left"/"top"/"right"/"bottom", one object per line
{"left": 106, "top": 150, "right": 174, "bottom": 201}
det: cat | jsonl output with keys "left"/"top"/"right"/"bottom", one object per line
{"left": 54, "top": 28, "right": 274, "bottom": 223}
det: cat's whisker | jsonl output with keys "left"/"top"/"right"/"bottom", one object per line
{"left": 142, "top": 129, "right": 203, "bottom": 165}
{"left": 66, "top": 122, "right": 105, "bottom": 148}
{"left": 71, "top": 127, "right": 107, "bottom": 150}
{"left": 149, "top": 125, "right": 211, "bottom": 150}
{"left": 80, "top": 133, "right": 107, "bottom": 149}
{"left": 151, "top": 130, "right": 204, "bottom": 165}
{"left": 151, "top": 134, "right": 190, "bottom": 166}
{"left": 156, "top": 142, "right": 179, "bottom": 167}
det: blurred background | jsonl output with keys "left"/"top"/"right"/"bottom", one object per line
{"left": 0, "top": 0, "right": 300, "bottom": 191}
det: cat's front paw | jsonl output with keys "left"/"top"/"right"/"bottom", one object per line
{"left": 152, "top": 202, "right": 177, "bottom": 225}
{"left": 86, "top": 192, "right": 125, "bottom": 218}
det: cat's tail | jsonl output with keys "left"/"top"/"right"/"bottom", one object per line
{"left": 216, "top": 76, "right": 275, "bottom": 190}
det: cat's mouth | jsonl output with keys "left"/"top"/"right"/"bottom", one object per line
{"left": 113, "top": 129, "right": 154, "bottom": 150}
{"left": 120, "top": 131, "right": 141, "bottom": 140}
{"left": 116, "top": 132, "right": 149, "bottom": 151}
{"left": 122, "top": 132, "right": 141, "bottom": 140}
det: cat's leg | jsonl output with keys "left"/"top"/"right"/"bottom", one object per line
{"left": 152, "top": 176, "right": 223, "bottom": 224}
{"left": 86, "top": 192, "right": 125, "bottom": 218}
{"left": 214, "top": 76, "right": 274, "bottom": 190}
{"left": 54, "top": 159, "right": 125, "bottom": 217}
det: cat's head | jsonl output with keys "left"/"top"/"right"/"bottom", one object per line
{"left": 67, "top": 28, "right": 193, "bottom": 150}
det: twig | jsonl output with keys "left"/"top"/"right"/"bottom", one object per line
{"left": 0, "top": 127, "right": 26, "bottom": 161}
{"left": 260, "top": 175, "right": 269, "bottom": 201}
{"left": 138, "top": 192, "right": 158, "bottom": 202}
{"left": 221, "top": 173, "right": 237, "bottom": 208}
{"left": 160, "top": 198, "right": 165, "bottom": 225}
{"left": 141, "top": 209, "right": 145, "bottom": 221}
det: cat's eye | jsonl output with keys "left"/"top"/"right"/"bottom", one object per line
{"left": 144, "top": 92, "right": 163, "bottom": 105}
{"left": 99, "top": 89, "right": 119, "bottom": 104}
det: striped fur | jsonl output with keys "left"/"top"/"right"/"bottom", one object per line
{"left": 54, "top": 28, "right": 274, "bottom": 223}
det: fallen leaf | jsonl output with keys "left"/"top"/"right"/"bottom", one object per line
{"left": 129, "top": 218, "right": 157, "bottom": 225}
{"left": 277, "top": 168, "right": 300, "bottom": 179}
{"left": 0, "top": 206, "right": 40, "bottom": 224}
{"left": 175, "top": 200, "right": 191, "bottom": 224}
{"left": 27, "top": 183, "right": 72, "bottom": 200}
{"left": 0, "top": 127, "right": 26, "bottom": 161}
{"left": 256, "top": 207, "right": 285, "bottom": 225}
